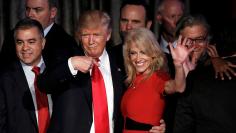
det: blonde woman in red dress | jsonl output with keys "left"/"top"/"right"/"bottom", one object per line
{"left": 121, "top": 28, "right": 193, "bottom": 133}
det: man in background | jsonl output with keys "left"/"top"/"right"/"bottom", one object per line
{"left": 156, "top": 1, "right": 185, "bottom": 133}
{"left": 156, "top": 0, "right": 185, "bottom": 76}
{"left": 0, "top": 0, "right": 78, "bottom": 72}
{"left": 113, "top": 0, "right": 153, "bottom": 67}
{"left": 173, "top": 16, "right": 236, "bottom": 131}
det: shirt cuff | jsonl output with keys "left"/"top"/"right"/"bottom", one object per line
{"left": 68, "top": 57, "right": 78, "bottom": 76}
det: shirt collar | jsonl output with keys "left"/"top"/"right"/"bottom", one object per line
{"left": 20, "top": 57, "right": 46, "bottom": 73}
{"left": 160, "top": 36, "right": 170, "bottom": 54}
{"left": 44, "top": 23, "right": 54, "bottom": 37}
{"left": 160, "top": 36, "right": 177, "bottom": 54}
{"left": 160, "top": 35, "right": 169, "bottom": 48}
{"left": 99, "top": 49, "right": 108, "bottom": 64}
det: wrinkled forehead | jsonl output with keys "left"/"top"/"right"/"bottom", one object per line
{"left": 181, "top": 25, "right": 207, "bottom": 38}
{"left": 121, "top": 5, "right": 146, "bottom": 19}
{"left": 81, "top": 22, "right": 107, "bottom": 30}
{"left": 25, "top": 0, "right": 49, "bottom": 8}
{"left": 161, "top": 1, "right": 184, "bottom": 15}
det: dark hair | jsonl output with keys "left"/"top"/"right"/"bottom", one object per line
{"left": 120, "top": 0, "right": 152, "bottom": 21}
{"left": 175, "top": 14, "right": 211, "bottom": 63}
{"left": 175, "top": 14, "right": 211, "bottom": 40}
{"left": 48, "top": 0, "right": 58, "bottom": 8}
{"left": 14, "top": 18, "right": 44, "bottom": 39}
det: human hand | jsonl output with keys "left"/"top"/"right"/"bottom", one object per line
{"left": 211, "top": 57, "right": 236, "bottom": 80}
{"left": 169, "top": 35, "right": 194, "bottom": 67}
{"left": 149, "top": 119, "right": 165, "bottom": 133}
{"left": 182, "top": 57, "right": 196, "bottom": 76}
{"left": 207, "top": 44, "right": 219, "bottom": 58}
{"left": 71, "top": 56, "right": 99, "bottom": 73}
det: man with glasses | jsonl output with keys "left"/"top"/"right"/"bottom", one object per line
{"left": 174, "top": 15, "right": 235, "bottom": 77}
{"left": 174, "top": 15, "right": 210, "bottom": 75}
{"left": 173, "top": 15, "right": 236, "bottom": 133}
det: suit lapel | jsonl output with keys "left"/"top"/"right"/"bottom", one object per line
{"left": 12, "top": 61, "right": 38, "bottom": 130}
{"left": 107, "top": 50, "right": 125, "bottom": 120}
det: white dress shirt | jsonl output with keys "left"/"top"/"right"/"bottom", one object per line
{"left": 44, "top": 23, "right": 54, "bottom": 37}
{"left": 21, "top": 57, "right": 53, "bottom": 124}
{"left": 159, "top": 35, "right": 177, "bottom": 54}
{"left": 68, "top": 50, "right": 114, "bottom": 133}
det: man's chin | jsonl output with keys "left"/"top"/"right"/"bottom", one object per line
{"left": 86, "top": 51, "right": 102, "bottom": 58}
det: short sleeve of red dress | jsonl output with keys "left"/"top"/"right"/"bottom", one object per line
{"left": 121, "top": 71, "right": 170, "bottom": 127}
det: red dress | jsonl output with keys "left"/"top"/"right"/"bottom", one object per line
{"left": 121, "top": 71, "right": 170, "bottom": 133}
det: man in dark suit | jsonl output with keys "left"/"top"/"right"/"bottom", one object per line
{"left": 0, "top": 0, "right": 78, "bottom": 72}
{"left": 173, "top": 15, "right": 236, "bottom": 133}
{"left": 38, "top": 10, "right": 126, "bottom": 133}
{"left": 0, "top": 18, "right": 52, "bottom": 133}
{"left": 173, "top": 57, "right": 236, "bottom": 133}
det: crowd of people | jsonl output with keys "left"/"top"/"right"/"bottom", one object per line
{"left": 0, "top": 0, "right": 235, "bottom": 133}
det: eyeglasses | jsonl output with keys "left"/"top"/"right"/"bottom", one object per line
{"left": 187, "top": 35, "right": 207, "bottom": 45}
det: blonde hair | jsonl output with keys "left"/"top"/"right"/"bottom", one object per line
{"left": 76, "top": 10, "right": 111, "bottom": 33}
{"left": 123, "top": 28, "right": 167, "bottom": 86}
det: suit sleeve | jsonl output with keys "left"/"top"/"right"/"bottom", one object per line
{"left": 37, "top": 46, "right": 86, "bottom": 94}
{"left": 173, "top": 74, "right": 195, "bottom": 133}
{"left": 38, "top": 60, "right": 76, "bottom": 94}
{"left": 0, "top": 30, "right": 16, "bottom": 73}
{"left": 173, "top": 93, "right": 195, "bottom": 133}
{"left": 0, "top": 79, "right": 7, "bottom": 133}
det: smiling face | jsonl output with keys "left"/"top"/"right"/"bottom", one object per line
{"left": 15, "top": 27, "right": 45, "bottom": 66}
{"left": 123, "top": 28, "right": 166, "bottom": 85}
{"left": 181, "top": 24, "right": 208, "bottom": 59}
{"left": 129, "top": 43, "right": 152, "bottom": 75}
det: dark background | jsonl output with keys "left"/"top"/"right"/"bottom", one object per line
{"left": 0, "top": 0, "right": 236, "bottom": 54}
{"left": 190, "top": 0, "right": 236, "bottom": 55}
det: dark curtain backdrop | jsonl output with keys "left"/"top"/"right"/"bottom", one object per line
{"left": 0, "top": 0, "right": 190, "bottom": 50}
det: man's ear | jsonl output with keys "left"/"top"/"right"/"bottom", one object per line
{"left": 156, "top": 14, "right": 162, "bottom": 25}
{"left": 146, "top": 20, "right": 152, "bottom": 29}
{"left": 50, "top": 7, "right": 57, "bottom": 20}
{"left": 42, "top": 38, "right": 46, "bottom": 49}
{"left": 106, "top": 30, "right": 111, "bottom": 41}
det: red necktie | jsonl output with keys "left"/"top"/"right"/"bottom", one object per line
{"left": 91, "top": 60, "right": 110, "bottom": 133}
{"left": 32, "top": 66, "right": 50, "bottom": 133}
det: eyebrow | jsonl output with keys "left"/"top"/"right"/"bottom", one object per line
{"left": 26, "top": 6, "right": 43, "bottom": 10}
{"left": 120, "top": 18, "right": 142, "bottom": 23}
{"left": 187, "top": 34, "right": 207, "bottom": 39}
